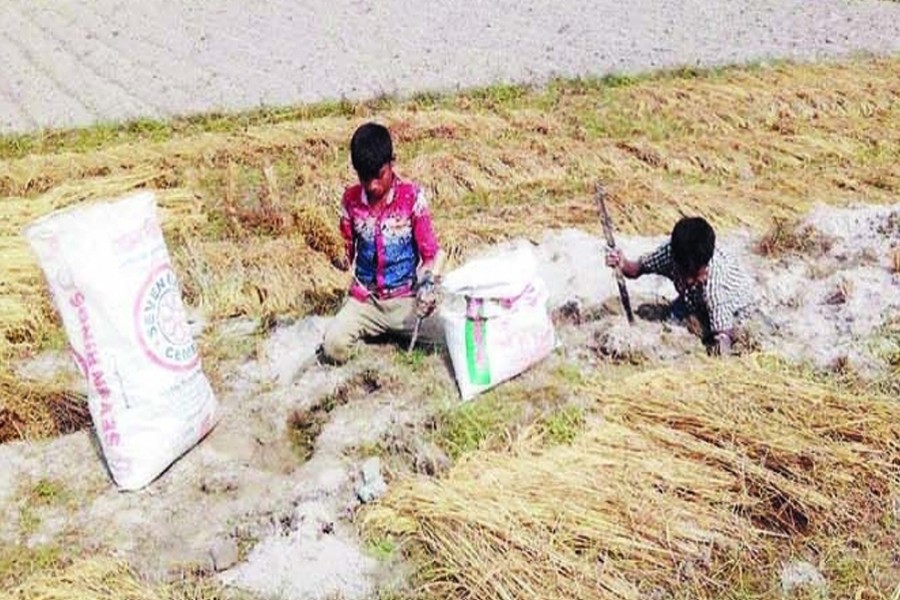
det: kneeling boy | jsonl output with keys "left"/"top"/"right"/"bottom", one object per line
{"left": 322, "top": 122, "right": 442, "bottom": 363}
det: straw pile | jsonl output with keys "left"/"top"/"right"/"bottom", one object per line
{"left": 755, "top": 217, "right": 833, "bottom": 258}
{"left": 364, "top": 358, "right": 900, "bottom": 599}
{"left": 0, "top": 558, "right": 165, "bottom": 600}
{"left": 0, "top": 371, "right": 89, "bottom": 444}
{"left": 0, "top": 557, "right": 222, "bottom": 600}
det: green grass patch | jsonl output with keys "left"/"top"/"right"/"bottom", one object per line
{"left": 29, "top": 478, "right": 69, "bottom": 505}
{"left": 435, "top": 392, "right": 524, "bottom": 460}
{"left": 393, "top": 347, "right": 429, "bottom": 372}
{"left": 16, "top": 478, "right": 72, "bottom": 538}
{"left": 0, "top": 57, "right": 817, "bottom": 160}
{"left": 366, "top": 536, "right": 399, "bottom": 562}
{"left": 433, "top": 359, "right": 580, "bottom": 460}
{"left": 537, "top": 405, "right": 585, "bottom": 446}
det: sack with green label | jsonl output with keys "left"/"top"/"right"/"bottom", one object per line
{"left": 25, "top": 192, "right": 219, "bottom": 491}
{"left": 439, "top": 245, "right": 556, "bottom": 401}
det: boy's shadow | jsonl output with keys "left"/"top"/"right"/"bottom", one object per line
{"left": 634, "top": 301, "right": 673, "bottom": 323}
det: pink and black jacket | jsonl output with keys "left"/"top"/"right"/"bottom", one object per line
{"left": 339, "top": 180, "right": 440, "bottom": 301}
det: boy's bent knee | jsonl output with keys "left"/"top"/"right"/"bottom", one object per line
{"left": 321, "top": 298, "right": 371, "bottom": 364}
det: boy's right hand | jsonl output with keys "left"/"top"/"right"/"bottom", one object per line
{"left": 605, "top": 248, "right": 623, "bottom": 269}
{"left": 332, "top": 256, "right": 351, "bottom": 271}
{"left": 709, "top": 332, "right": 734, "bottom": 357}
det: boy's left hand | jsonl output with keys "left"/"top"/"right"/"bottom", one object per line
{"left": 415, "top": 272, "right": 438, "bottom": 318}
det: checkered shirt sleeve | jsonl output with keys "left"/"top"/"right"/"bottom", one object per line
{"left": 639, "top": 242, "right": 675, "bottom": 277}
{"left": 704, "top": 250, "right": 754, "bottom": 333}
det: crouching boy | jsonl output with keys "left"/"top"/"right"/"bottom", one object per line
{"left": 606, "top": 216, "right": 756, "bottom": 355}
{"left": 322, "top": 122, "right": 443, "bottom": 363}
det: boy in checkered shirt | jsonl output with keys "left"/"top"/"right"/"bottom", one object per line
{"left": 606, "top": 216, "right": 756, "bottom": 355}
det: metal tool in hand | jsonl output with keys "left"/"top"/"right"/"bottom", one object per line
{"left": 595, "top": 182, "right": 635, "bottom": 325}
{"left": 407, "top": 251, "right": 446, "bottom": 354}
{"left": 407, "top": 316, "right": 423, "bottom": 354}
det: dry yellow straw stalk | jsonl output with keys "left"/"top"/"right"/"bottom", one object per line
{"left": 365, "top": 358, "right": 900, "bottom": 600}
{"left": 0, "top": 372, "right": 88, "bottom": 444}
{"left": 0, "top": 558, "right": 164, "bottom": 600}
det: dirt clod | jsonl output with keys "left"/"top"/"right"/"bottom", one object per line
{"left": 210, "top": 538, "right": 240, "bottom": 572}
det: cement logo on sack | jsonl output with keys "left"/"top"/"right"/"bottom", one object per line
{"left": 134, "top": 264, "right": 198, "bottom": 371}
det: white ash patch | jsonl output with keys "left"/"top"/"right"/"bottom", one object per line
{"left": 593, "top": 320, "right": 697, "bottom": 363}
{"left": 533, "top": 202, "right": 900, "bottom": 373}
{"left": 221, "top": 499, "right": 379, "bottom": 600}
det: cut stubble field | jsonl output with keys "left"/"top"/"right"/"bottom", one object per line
{"left": 0, "top": 56, "right": 899, "bottom": 600}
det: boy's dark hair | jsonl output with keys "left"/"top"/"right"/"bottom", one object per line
{"left": 350, "top": 122, "right": 394, "bottom": 181}
{"left": 671, "top": 217, "right": 715, "bottom": 274}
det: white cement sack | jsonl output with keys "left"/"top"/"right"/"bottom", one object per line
{"left": 25, "top": 192, "right": 219, "bottom": 491}
{"left": 440, "top": 246, "right": 555, "bottom": 401}
{"left": 440, "top": 244, "right": 538, "bottom": 300}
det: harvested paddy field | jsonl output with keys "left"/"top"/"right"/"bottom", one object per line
{"left": 0, "top": 57, "right": 898, "bottom": 600}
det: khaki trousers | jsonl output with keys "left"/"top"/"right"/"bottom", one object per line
{"left": 322, "top": 295, "right": 443, "bottom": 363}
